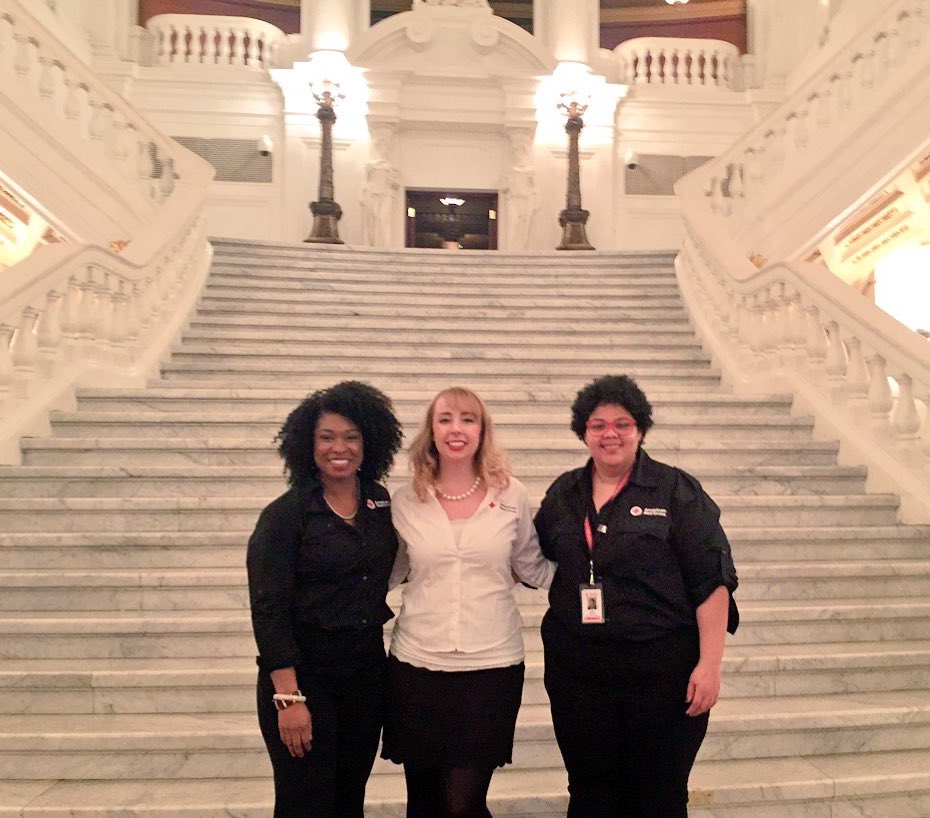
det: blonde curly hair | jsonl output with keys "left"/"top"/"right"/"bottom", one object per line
{"left": 408, "top": 386, "right": 511, "bottom": 501}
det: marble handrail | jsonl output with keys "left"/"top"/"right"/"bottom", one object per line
{"left": 146, "top": 13, "right": 284, "bottom": 69}
{"left": 678, "top": 0, "right": 930, "bottom": 262}
{"left": 0, "top": 0, "right": 214, "bottom": 464}
{"left": 614, "top": 36, "right": 742, "bottom": 90}
{"left": 674, "top": 0, "right": 930, "bottom": 522}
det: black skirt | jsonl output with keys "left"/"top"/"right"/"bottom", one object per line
{"left": 381, "top": 655, "right": 525, "bottom": 768}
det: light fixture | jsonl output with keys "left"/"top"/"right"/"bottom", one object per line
{"left": 552, "top": 62, "right": 595, "bottom": 251}
{"left": 440, "top": 197, "right": 465, "bottom": 207}
{"left": 304, "top": 50, "right": 350, "bottom": 244}
{"left": 666, "top": 0, "right": 689, "bottom": 5}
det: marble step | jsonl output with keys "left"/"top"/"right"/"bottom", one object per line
{"left": 188, "top": 311, "right": 696, "bottom": 332}
{"left": 170, "top": 341, "right": 709, "bottom": 365}
{"left": 205, "top": 272, "right": 682, "bottom": 295}
{"left": 45, "top": 411, "right": 815, "bottom": 442}
{"left": 3, "top": 526, "right": 924, "bottom": 571}
{"left": 3, "top": 561, "right": 930, "bottom": 613}
{"left": 200, "top": 286, "right": 686, "bottom": 310}
{"left": 4, "top": 752, "right": 930, "bottom": 818}
{"left": 19, "top": 437, "right": 843, "bottom": 468}
{"left": 207, "top": 242, "right": 675, "bottom": 266}
{"left": 160, "top": 354, "right": 714, "bottom": 378}
{"left": 4, "top": 600, "right": 930, "bottom": 659}
{"left": 0, "top": 464, "right": 868, "bottom": 498}
{"left": 209, "top": 242, "right": 675, "bottom": 269}
{"left": 0, "top": 494, "right": 899, "bottom": 532}
{"left": 74, "top": 386, "right": 793, "bottom": 416}
{"left": 3, "top": 692, "right": 930, "bottom": 780}
{"left": 193, "top": 298, "right": 692, "bottom": 322}
{"left": 4, "top": 640, "right": 930, "bottom": 715}
{"left": 182, "top": 325, "right": 703, "bottom": 348}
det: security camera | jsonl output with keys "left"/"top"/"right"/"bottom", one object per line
{"left": 624, "top": 148, "right": 639, "bottom": 171}
{"left": 257, "top": 134, "right": 274, "bottom": 158}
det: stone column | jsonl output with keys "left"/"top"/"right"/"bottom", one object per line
{"left": 301, "top": 0, "right": 369, "bottom": 52}
{"left": 534, "top": 0, "right": 599, "bottom": 64}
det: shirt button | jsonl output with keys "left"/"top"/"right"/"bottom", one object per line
{"left": 362, "top": 575, "right": 368, "bottom": 581}
{"left": 362, "top": 618, "right": 368, "bottom": 624}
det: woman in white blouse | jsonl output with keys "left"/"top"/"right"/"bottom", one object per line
{"left": 382, "top": 386, "right": 555, "bottom": 818}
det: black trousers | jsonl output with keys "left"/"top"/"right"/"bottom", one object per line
{"left": 256, "top": 627, "right": 387, "bottom": 818}
{"left": 543, "top": 620, "right": 709, "bottom": 818}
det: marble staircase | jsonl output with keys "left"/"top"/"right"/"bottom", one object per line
{"left": 2, "top": 239, "right": 930, "bottom": 817}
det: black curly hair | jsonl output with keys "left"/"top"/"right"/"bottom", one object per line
{"left": 276, "top": 381, "right": 403, "bottom": 485}
{"left": 570, "top": 375, "right": 654, "bottom": 441}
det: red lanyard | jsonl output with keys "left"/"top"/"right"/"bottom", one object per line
{"left": 583, "top": 470, "right": 631, "bottom": 553}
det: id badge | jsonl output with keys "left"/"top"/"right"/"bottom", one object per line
{"left": 579, "top": 583, "right": 604, "bottom": 624}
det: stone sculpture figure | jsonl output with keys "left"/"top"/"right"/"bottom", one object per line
{"left": 502, "top": 135, "right": 538, "bottom": 251}
{"left": 361, "top": 128, "right": 400, "bottom": 249}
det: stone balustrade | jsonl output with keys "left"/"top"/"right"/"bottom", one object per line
{"left": 614, "top": 36, "right": 742, "bottom": 90}
{"left": 674, "top": 0, "right": 930, "bottom": 521}
{"left": 146, "top": 14, "right": 285, "bottom": 69}
{"left": 0, "top": 0, "right": 214, "bottom": 464}
{"left": 697, "top": 0, "right": 930, "bottom": 255}
{"left": 1, "top": 5, "right": 183, "bottom": 210}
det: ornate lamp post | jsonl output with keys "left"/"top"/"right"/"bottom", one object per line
{"left": 555, "top": 63, "right": 595, "bottom": 251}
{"left": 304, "top": 51, "right": 348, "bottom": 245}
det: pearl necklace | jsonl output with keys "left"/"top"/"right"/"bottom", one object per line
{"left": 436, "top": 474, "right": 482, "bottom": 501}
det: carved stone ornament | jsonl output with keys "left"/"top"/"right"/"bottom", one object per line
{"left": 413, "top": 0, "right": 491, "bottom": 7}
{"left": 470, "top": 21, "right": 499, "bottom": 51}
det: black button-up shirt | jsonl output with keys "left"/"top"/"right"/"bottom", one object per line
{"left": 534, "top": 450, "right": 738, "bottom": 644}
{"left": 247, "top": 477, "right": 398, "bottom": 672}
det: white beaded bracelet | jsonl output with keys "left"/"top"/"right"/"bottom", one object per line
{"left": 272, "top": 690, "right": 306, "bottom": 710}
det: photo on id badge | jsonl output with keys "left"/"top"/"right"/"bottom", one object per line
{"left": 580, "top": 584, "right": 604, "bottom": 624}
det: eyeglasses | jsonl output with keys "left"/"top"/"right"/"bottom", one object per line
{"left": 585, "top": 419, "right": 637, "bottom": 436}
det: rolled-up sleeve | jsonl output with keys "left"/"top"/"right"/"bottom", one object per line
{"left": 669, "top": 470, "right": 739, "bottom": 610}
{"left": 246, "top": 494, "right": 301, "bottom": 672}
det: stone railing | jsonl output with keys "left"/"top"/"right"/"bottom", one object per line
{"left": 146, "top": 14, "right": 284, "bottom": 69}
{"left": 675, "top": 0, "right": 930, "bottom": 522}
{"left": 614, "top": 37, "right": 743, "bottom": 90}
{"left": 0, "top": 0, "right": 214, "bottom": 464}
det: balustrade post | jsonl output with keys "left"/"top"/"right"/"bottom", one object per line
{"left": 804, "top": 305, "right": 828, "bottom": 367}
{"left": 159, "top": 157, "right": 176, "bottom": 200}
{"left": 0, "top": 325, "right": 14, "bottom": 401}
{"left": 824, "top": 321, "right": 847, "bottom": 403}
{"left": 63, "top": 79, "right": 88, "bottom": 121}
{"left": 866, "top": 355, "right": 893, "bottom": 437}
{"left": 38, "top": 57, "right": 61, "bottom": 99}
{"left": 843, "top": 336, "right": 869, "bottom": 417}
{"left": 35, "top": 291, "right": 63, "bottom": 376}
{"left": 749, "top": 295, "right": 766, "bottom": 359}
{"left": 58, "top": 276, "right": 82, "bottom": 363}
{"left": 13, "top": 34, "right": 36, "bottom": 76}
{"left": 11, "top": 308, "right": 39, "bottom": 395}
{"left": 89, "top": 100, "right": 114, "bottom": 142}
{"left": 891, "top": 374, "right": 924, "bottom": 467}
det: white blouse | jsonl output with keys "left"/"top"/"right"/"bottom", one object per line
{"left": 389, "top": 477, "right": 556, "bottom": 671}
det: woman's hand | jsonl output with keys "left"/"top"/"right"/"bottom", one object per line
{"left": 685, "top": 661, "right": 721, "bottom": 716}
{"left": 278, "top": 702, "right": 313, "bottom": 757}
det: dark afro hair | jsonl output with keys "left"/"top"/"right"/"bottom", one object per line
{"left": 276, "top": 381, "right": 403, "bottom": 485}
{"left": 570, "top": 375, "right": 654, "bottom": 442}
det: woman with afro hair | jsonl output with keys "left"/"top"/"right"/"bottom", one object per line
{"left": 534, "top": 374, "right": 739, "bottom": 818}
{"left": 247, "top": 381, "right": 403, "bottom": 818}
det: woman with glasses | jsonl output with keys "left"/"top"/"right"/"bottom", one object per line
{"left": 382, "top": 386, "right": 555, "bottom": 818}
{"left": 534, "top": 374, "right": 739, "bottom": 818}
{"left": 246, "top": 381, "right": 403, "bottom": 818}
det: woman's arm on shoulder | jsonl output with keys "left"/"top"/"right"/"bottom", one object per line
{"left": 510, "top": 479, "right": 556, "bottom": 589}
